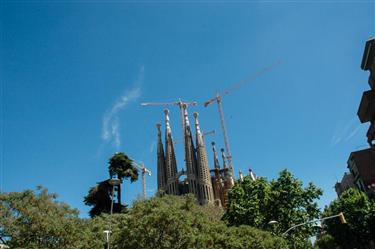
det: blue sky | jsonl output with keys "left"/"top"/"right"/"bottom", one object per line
{"left": 1, "top": 1, "right": 374, "bottom": 216}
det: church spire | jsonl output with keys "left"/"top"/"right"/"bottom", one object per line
{"left": 165, "top": 109, "right": 172, "bottom": 134}
{"left": 164, "top": 109, "right": 179, "bottom": 195}
{"left": 211, "top": 142, "right": 221, "bottom": 169}
{"left": 183, "top": 105, "right": 199, "bottom": 198}
{"left": 156, "top": 123, "right": 166, "bottom": 192}
{"left": 211, "top": 141, "right": 225, "bottom": 206}
{"left": 193, "top": 112, "right": 214, "bottom": 204}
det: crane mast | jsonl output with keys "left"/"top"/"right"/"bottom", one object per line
{"left": 132, "top": 161, "right": 151, "bottom": 198}
{"left": 216, "top": 95, "right": 233, "bottom": 173}
{"left": 204, "top": 61, "right": 281, "bottom": 177}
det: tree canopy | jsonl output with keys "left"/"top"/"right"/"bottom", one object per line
{"left": 84, "top": 152, "right": 139, "bottom": 217}
{"left": 223, "top": 169, "right": 322, "bottom": 249}
{"left": 1, "top": 188, "right": 288, "bottom": 249}
{"left": 108, "top": 152, "right": 138, "bottom": 182}
{"left": 321, "top": 188, "right": 375, "bottom": 249}
{"left": 0, "top": 186, "right": 86, "bottom": 249}
{"left": 84, "top": 179, "right": 124, "bottom": 217}
{"left": 112, "top": 194, "right": 288, "bottom": 249}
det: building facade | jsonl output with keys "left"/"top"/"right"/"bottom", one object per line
{"left": 334, "top": 172, "right": 355, "bottom": 196}
{"left": 347, "top": 148, "right": 375, "bottom": 197}
{"left": 335, "top": 38, "right": 375, "bottom": 198}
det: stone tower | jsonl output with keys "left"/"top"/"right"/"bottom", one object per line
{"left": 221, "top": 148, "right": 234, "bottom": 207}
{"left": 164, "top": 109, "right": 179, "bottom": 195}
{"left": 211, "top": 142, "right": 225, "bottom": 206}
{"left": 193, "top": 112, "right": 214, "bottom": 204}
{"left": 156, "top": 108, "right": 235, "bottom": 207}
{"left": 156, "top": 123, "right": 167, "bottom": 192}
{"left": 183, "top": 105, "right": 199, "bottom": 200}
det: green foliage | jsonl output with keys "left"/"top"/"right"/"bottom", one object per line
{"left": 84, "top": 152, "right": 138, "bottom": 217}
{"left": 224, "top": 169, "right": 323, "bottom": 249}
{"left": 109, "top": 152, "right": 138, "bottom": 182}
{"left": 1, "top": 188, "right": 288, "bottom": 249}
{"left": 75, "top": 213, "right": 125, "bottom": 249}
{"left": 84, "top": 180, "right": 125, "bottom": 217}
{"left": 0, "top": 187, "right": 87, "bottom": 249}
{"left": 322, "top": 188, "right": 375, "bottom": 248}
{"left": 113, "top": 194, "right": 288, "bottom": 249}
{"left": 223, "top": 177, "right": 270, "bottom": 227}
{"left": 314, "top": 234, "right": 338, "bottom": 249}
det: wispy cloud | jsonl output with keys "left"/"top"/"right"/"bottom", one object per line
{"left": 345, "top": 125, "right": 361, "bottom": 141}
{"left": 149, "top": 140, "right": 156, "bottom": 154}
{"left": 330, "top": 118, "right": 361, "bottom": 146}
{"left": 101, "top": 67, "right": 144, "bottom": 149}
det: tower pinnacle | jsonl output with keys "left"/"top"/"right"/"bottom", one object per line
{"left": 156, "top": 123, "right": 162, "bottom": 136}
{"left": 164, "top": 109, "right": 179, "bottom": 195}
{"left": 193, "top": 112, "right": 201, "bottom": 134}
{"left": 164, "top": 109, "right": 172, "bottom": 134}
{"left": 211, "top": 142, "right": 221, "bottom": 169}
{"left": 156, "top": 123, "right": 166, "bottom": 192}
{"left": 183, "top": 105, "right": 199, "bottom": 198}
{"left": 221, "top": 148, "right": 227, "bottom": 169}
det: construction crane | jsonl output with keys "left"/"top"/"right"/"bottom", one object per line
{"left": 141, "top": 99, "right": 198, "bottom": 159}
{"left": 204, "top": 61, "right": 281, "bottom": 176}
{"left": 131, "top": 160, "right": 152, "bottom": 198}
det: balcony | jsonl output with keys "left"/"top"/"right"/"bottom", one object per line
{"left": 357, "top": 90, "right": 375, "bottom": 123}
{"left": 361, "top": 38, "right": 375, "bottom": 89}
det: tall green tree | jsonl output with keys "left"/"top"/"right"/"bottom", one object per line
{"left": 108, "top": 152, "right": 138, "bottom": 205}
{"left": 84, "top": 152, "right": 138, "bottom": 217}
{"left": 322, "top": 188, "right": 375, "bottom": 249}
{"left": 224, "top": 169, "right": 322, "bottom": 249}
{"left": 0, "top": 187, "right": 87, "bottom": 249}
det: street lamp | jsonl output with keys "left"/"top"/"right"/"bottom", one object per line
{"left": 108, "top": 178, "right": 121, "bottom": 187}
{"left": 103, "top": 230, "right": 111, "bottom": 248}
{"left": 282, "top": 212, "right": 347, "bottom": 236}
{"left": 268, "top": 220, "right": 278, "bottom": 225}
{"left": 104, "top": 176, "right": 121, "bottom": 249}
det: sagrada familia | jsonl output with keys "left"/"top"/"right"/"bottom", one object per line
{"left": 156, "top": 105, "right": 235, "bottom": 207}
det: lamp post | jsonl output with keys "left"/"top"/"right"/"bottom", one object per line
{"left": 267, "top": 212, "right": 346, "bottom": 248}
{"left": 104, "top": 177, "right": 121, "bottom": 249}
{"left": 282, "top": 212, "right": 346, "bottom": 236}
{"left": 267, "top": 220, "right": 279, "bottom": 236}
{"left": 268, "top": 220, "right": 278, "bottom": 225}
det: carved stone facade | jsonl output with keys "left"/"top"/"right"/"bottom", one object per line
{"left": 156, "top": 107, "right": 234, "bottom": 207}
